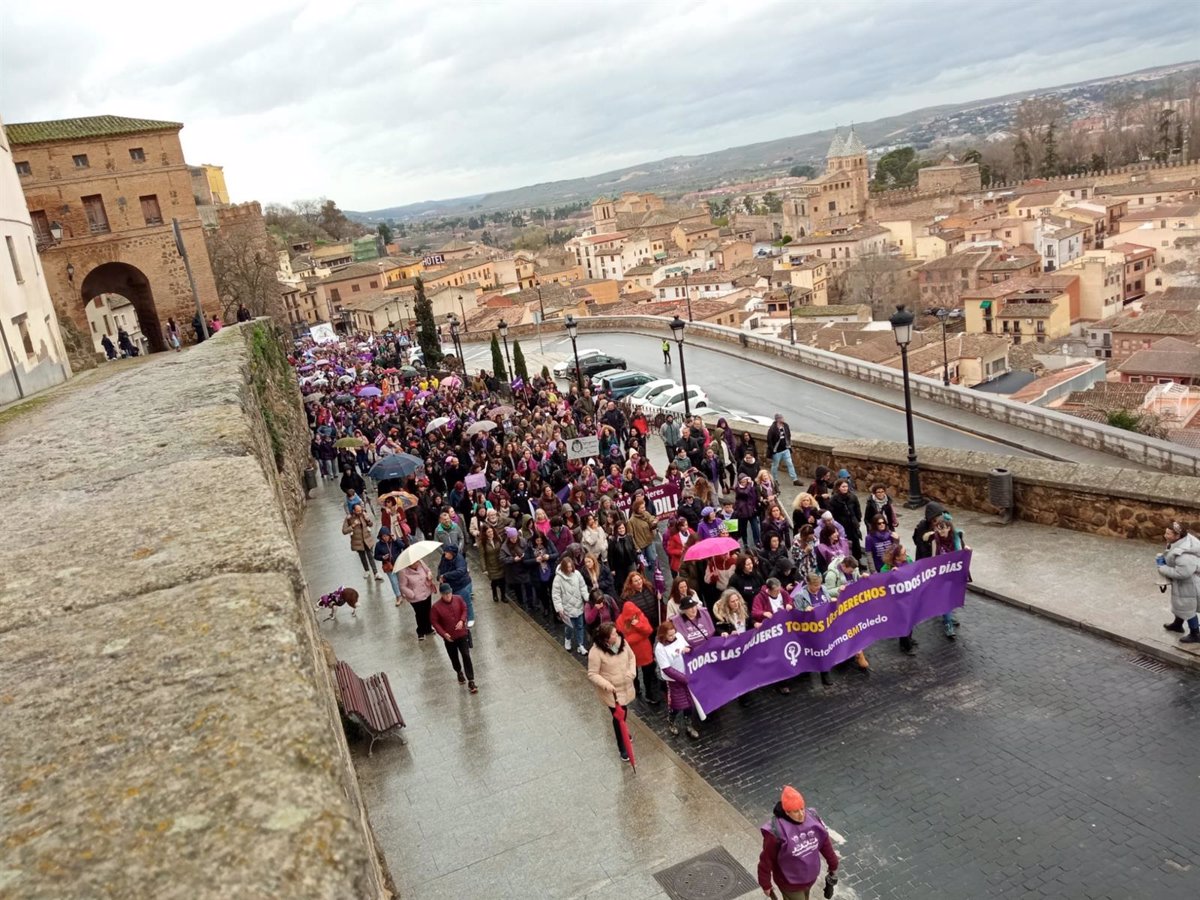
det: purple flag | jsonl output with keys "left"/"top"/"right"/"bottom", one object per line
{"left": 685, "top": 551, "right": 972, "bottom": 717}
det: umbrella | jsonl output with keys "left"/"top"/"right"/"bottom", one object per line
{"left": 612, "top": 695, "right": 636, "bottom": 772}
{"left": 368, "top": 453, "right": 424, "bottom": 481}
{"left": 466, "top": 420, "right": 497, "bottom": 435}
{"left": 304, "top": 392, "right": 325, "bottom": 402}
{"left": 427, "top": 416, "right": 452, "bottom": 431}
{"left": 440, "top": 375, "right": 463, "bottom": 390}
{"left": 396, "top": 540, "right": 446, "bottom": 570}
{"left": 315, "top": 359, "right": 333, "bottom": 367}
{"left": 337, "top": 374, "right": 355, "bottom": 385}
{"left": 378, "top": 490, "right": 418, "bottom": 510}
{"left": 333, "top": 393, "right": 356, "bottom": 405}
{"left": 334, "top": 437, "right": 365, "bottom": 449}
{"left": 357, "top": 386, "right": 382, "bottom": 397}
{"left": 400, "top": 366, "right": 419, "bottom": 376}
{"left": 683, "top": 536, "right": 741, "bottom": 562}
{"left": 487, "top": 404, "right": 516, "bottom": 417}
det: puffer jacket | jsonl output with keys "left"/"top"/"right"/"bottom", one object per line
{"left": 587, "top": 635, "right": 637, "bottom": 708}
{"left": 342, "top": 513, "right": 373, "bottom": 552}
{"left": 552, "top": 566, "right": 589, "bottom": 618}
{"left": 1159, "top": 533, "right": 1200, "bottom": 618}
{"left": 615, "top": 601, "right": 655, "bottom": 666}
{"left": 398, "top": 562, "right": 435, "bottom": 603}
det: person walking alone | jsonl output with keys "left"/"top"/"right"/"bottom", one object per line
{"left": 430, "top": 583, "right": 478, "bottom": 693}
{"left": 342, "top": 505, "right": 382, "bottom": 581}
{"left": 586, "top": 622, "right": 638, "bottom": 761}
{"left": 662, "top": 339, "right": 672, "bottom": 365}
{"left": 757, "top": 786, "right": 840, "bottom": 900}
{"left": 767, "top": 413, "right": 801, "bottom": 487}
{"left": 1159, "top": 521, "right": 1200, "bottom": 644}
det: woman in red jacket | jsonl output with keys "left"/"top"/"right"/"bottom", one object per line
{"left": 616, "top": 600, "right": 660, "bottom": 705}
{"left": 664, "top": 517, "right": 695, "bottom": 577}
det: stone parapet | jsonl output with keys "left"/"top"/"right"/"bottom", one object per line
{"left": 0, "top": 321, "right": 392, "bottom": 899}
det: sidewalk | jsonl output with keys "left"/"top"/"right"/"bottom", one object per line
{"left": 298, "top": 483, "right": 763, "bottom": 900}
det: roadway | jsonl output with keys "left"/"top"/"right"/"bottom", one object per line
{"left": 464, "top": 332, "right": 1031, "bottom": 455}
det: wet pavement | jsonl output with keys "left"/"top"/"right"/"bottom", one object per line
{"left": 300, "top": 481, "right": 762, "bottom": 900}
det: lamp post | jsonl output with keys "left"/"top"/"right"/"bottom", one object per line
{"left": 497, "top": 317, "right": 514, "bottom": 382}
{"left": 669, "top": 315, "right": 691, "bottom": 418}
{"left": 681, "top": 271, "right": 693, "bottom": 321}
{"left": 50, "top": 221, "right": 64, "bottom": 244}
{"left": 533, "top": 279, "right": 545, "bottom": 353}
{"left": 457, "top": 292, "right": 467, "bottom": 324}
{"left": 564, "top": 314, "right": 584, "bottom": 391}
{"left": 889, "top": 304, "right": 926, "bottom": 509}
{"left": 935, "top": 308, "right": 951, "bottom": 386}
{"left": 784, "top": 283, "right": 796, "bottom": 345}
{"left": 447, "top": 313, "right": 463, "bottom": 371}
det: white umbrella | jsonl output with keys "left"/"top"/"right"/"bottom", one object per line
{"left": 337, "top": 374, "right": 355, "bottom": 385}
{"left": 396, "top": 540, "right": 446, "bottom": 570}
{"left": 427, "top": 416, "right": 452, "bottom": 431}
{"left": 466, "top": 420, "right": 497, "bottom": 435}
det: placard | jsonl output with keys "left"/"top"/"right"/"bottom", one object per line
{"left": 567, "top": 435, "right": 600, "bottom": 459}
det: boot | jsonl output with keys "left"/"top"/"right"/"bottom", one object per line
{"left": 1181, "top": 632, "right": 1200, "bottom": 645}
{"left": 1164, "top": 618, "right": 1185, "bottom": 633}
{"left": 820, "top": 672, "right": 833, "bottom": 686}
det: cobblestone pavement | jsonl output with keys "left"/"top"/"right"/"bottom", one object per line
{"left": 525, "top": 590, "right": 1200, "bottom": 899}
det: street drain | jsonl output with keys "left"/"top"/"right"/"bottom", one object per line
{"left": 1128, "top": 653, "right": 1171, "bottom": 674}
{"left": 652, "top": 845, "right": 758, "bottom": 900}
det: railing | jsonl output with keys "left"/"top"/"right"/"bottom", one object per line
{"left": 545, "top": 315, "right": 1200, "bottom": 476}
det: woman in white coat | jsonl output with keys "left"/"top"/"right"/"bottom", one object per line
{"left": 552, "top": 556, "right": 590, "bottom": 655}
{"left": 1159, "top": 521, "right": 1200, "bottom": 644}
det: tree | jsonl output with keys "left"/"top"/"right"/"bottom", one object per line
{"left": 1013, "top": 136, "right": 1034, "bottom": 180}
{"left": 789, "top": 164, "right": 817, "bottom": 179}
{"left": 512, "top": 341, "right": 529, "bottom": 383}
{"left": 1039, "top": 122, "right": 1059, "bottom": 177}
{"left": 480, "top": 230, "right": 494, "bottom": 246}
{"left": 377, "top": 222, "right": 393, "bottom": 245}
{"left": 742, "top": 196, "right": 756, "bottom": 215}
{"left": 842, "top": 252, "right": 919, "bottom": 321}
{"left": 871, "top": 147, "right": 921, "bottom": 189}
{"left": 204, "top": 217, "right": 284, "bottom": 323}
{"left": 762, "top": 191, "right": 783, "bottom": 213}
{"left": 490, "top": 334, "right": 507, "bottom": 380}
{"left": 413, "top": 278, "right": 442, "bottom": 367}
{"left": 317, "top": 199, "right": 359, "bottom": 240}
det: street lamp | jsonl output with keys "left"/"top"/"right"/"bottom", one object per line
{"left": 65, "top": 262, "right": 75, "bottom": 284}
{"left": 497, "top": 317, "right": 514, "bottom": 382}
{"left": 934, "top": 308, "right": 951, "bottom": 386}
{"left": 50, "top": 221, "right": 64, "bottom": 243}
{"left": 681, "top": 271, "right": 693, "bottom": 322}
{"left": 564, "top": 314, "right": 583, "bottom": 390}
{"left": 669, "top": 315, "right": 691, "bottom": 418}
{"left": 457, "top": 292, "right": 467, "bottom": 324}
{"left": 533, "top": 279, "right": 545, "bottom": 353}
{"left": 784, "top": 283, "right": 796, "bottom": 345}
{"left": 889, "top": 304, "right": 926, "bottom": 509}
{"left": 447, "top": 313, "right": 463, "bottom": 371}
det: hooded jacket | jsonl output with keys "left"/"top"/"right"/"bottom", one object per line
{"left": 615, "top": 600, "right": 655, "bottom": 666}
{"left": 552, "top": 565, "right": 589, "bottom": 618}
{"left": 1160, "top": 532, "right": 1200, "bottom": 619}
{"left": 437, "top": 544, "right": 471, "bottom": 591}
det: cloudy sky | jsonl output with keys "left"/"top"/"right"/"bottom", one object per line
{"left": 2, "top": 0, "right": 1196, "bottom": 210}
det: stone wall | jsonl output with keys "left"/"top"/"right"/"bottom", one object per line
{"left": 0, "top": 321, "right": 392, "bottom": 899}
{"left": 731, "top": 421, "right": 1200, "bottom": 541}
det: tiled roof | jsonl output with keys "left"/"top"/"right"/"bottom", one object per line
{"left": 1063, "top": 382, "right": 1154, "bottom": 407}
{"left": 5, "top": 114, "right": 183, "bottom": 145}
{"left": 623, "top": 264, "right": 656, "bottom": 276}
{"left": 997, "top": 302, "right": 1055, "bottom": 318}
{"left": 1110, "top": 311, "right": 1200, "bottom": 336}
{"left": 792, "top": 224, "right": 889, "bottom": 246}
{"left": 1118, "top": 337, "right": 1200, "bottom": 377}
{"left": 655, "top": 271, "right": 732, "bottom": 288}
{"left": 1096, "top": 178, "right": 1200, "bottom": 198}
{"left": 1120, "top": 203, "right": 1200, "bottom": 221}
{"left": 918, "top": 250, "right": 991, "bottom": 272}
{"left": 791, "top": 304, "right": 866, "bottom": 318}
{"left": 438, "top": 238, "right": 475, "bottom": 252}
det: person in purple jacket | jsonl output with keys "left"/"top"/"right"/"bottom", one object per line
{"left": 757, "top": 785, "right": 839, "bottom": 899}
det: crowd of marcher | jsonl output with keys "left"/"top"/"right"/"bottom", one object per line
{"left": 298, "top": 329, "right": 976, "bottom": 754}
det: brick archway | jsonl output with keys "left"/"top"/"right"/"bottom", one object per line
{"left": 81, "top": 262, "right": 165, "bottom": 353}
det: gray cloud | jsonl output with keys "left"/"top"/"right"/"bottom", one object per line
{"left": 2, "top": 0, "right": 1195, "bottom": 209}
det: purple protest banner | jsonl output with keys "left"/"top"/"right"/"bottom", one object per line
{"left": 683, "top": 551, "right": 972, "bottom": 717}
{"left": 464, "top": 472, "right": 488, "bottom": 491}
{"left": 616, "top": 482, "right": 680, "bottom": 521}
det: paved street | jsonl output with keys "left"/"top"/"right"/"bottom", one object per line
{"left": 463, "top": 332, "right": 1023, "bottom": 454}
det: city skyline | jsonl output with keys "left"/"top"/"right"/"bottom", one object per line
{"left": 2, "top": 0, "right": 1197, "bottom": 209}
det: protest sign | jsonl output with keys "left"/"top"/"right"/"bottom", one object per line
{"left": 567, "top": 436, "right": 599, "bottom": 460}
{"left": 616, "top": 483, "right": 680, "bottom": 521}
{"left": 464, "top": 473, "right": 488, "bottom": 491}
{"left": 683, "top": 551, "right": 971, "bottom": 717}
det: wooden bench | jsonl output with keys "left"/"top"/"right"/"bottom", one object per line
{"left": 334, "top": 661, "right": 406, "bottom": 756}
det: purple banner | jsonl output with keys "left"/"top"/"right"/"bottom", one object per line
{"left": 685, "top": 551, "right": 972, "bottom": 717}
{"left": 616, "top": 482, "right": 680, "bottom": 521}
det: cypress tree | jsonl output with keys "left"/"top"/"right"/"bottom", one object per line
{"left": 413, "top": 278, "right": 442, "bottom": 367}
{"left": 513, "top": 341, "right": 529, "bottom": 382}
{"left": 490, "top": 334, "right": 507, "bottom": 380}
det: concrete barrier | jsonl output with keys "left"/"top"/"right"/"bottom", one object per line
{"left": 0, "top": 321, "right": 393, "bottom": 899}
{"left": 461, "top": 315, "right": 1200, "bottom": 477}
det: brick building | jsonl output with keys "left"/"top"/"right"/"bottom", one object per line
{"left": 6, "top": 115, "right": 220, "bottom": 351}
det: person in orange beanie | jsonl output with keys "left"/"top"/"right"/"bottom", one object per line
{"left": 757, "top": 785, "right": 839, "bottom": 899}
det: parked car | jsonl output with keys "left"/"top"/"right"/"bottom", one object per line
{"left": 600, "top": 371, "right": 656, "bottom": 399}
{"left": 553, "top": 349, "right": 602, "bottom": 376}
{"left": 578, "top": 354, "right": 627, "bottom": 377}
{"left": 651, "top": 385, "right": 709, "bottom": 413}
{"left": 627, "top": 379, "right": 677, "bottom": 411}
{"left": 586, "top": 367, "right": 625, "bottom": 387}
{"left": 697, "top": 403, "right": 774, "bottom": 427}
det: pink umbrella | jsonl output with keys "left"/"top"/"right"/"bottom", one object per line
{"left": 683, "top": 536, "right": 740, "bottom": 562}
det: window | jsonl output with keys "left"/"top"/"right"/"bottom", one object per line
{"left": 15, "top": 161, "right": 31, "bottom": 176}
{"left": 369, "top": 280, "right": 378, "bottom": 289}
{"left": 82, "top": 195, "right": 110, "bottom": 233}
{"left": 73, "top": 154, "right": 90, "bottom": 169}
{"left": 139, "top": 195, "right": 163, "bottom": 226}
{"left": 16, "top": 316, "right": 35, "bottom": 358}
{"left": 129, "top": 147, "right": 145, "bottom": 162}
{"left": 351, "top": 284, "right": 360, "bottom": 293}
{"left": 6, "top": 236, "right": 23, "bottom": 283}
{"left": 30, "top": 210, "right": 51, "bottom": 242}
{"left": 330, "top": 288, "right": 341, "bottom": 302}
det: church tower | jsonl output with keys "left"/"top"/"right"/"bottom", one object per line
{"left": 823, "top": 127, "right": 870, "bottom": 220}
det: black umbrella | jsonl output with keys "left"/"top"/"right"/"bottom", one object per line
{"left": 368, "top": 453, "right": 424, "bottom": 481}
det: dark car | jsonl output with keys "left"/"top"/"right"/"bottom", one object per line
{"left": 579, "top": 354, "right": 627, "bottom": 377}
{"left": 601, "top": 371, "right": 655, "bottom": 399}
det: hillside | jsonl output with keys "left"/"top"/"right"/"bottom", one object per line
{"left": 348, "top": 60, "right": 1199, "bottom": 223}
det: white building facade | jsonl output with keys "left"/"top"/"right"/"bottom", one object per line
{"left": 0, "top": 114, "right": 72, "bottom": 403}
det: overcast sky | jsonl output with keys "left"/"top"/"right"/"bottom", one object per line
{"left": 2, "top": 0, "right": 1197, "bottom": 211}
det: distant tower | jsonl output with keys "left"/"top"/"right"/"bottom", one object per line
{"left": 591, "top": 197, "right": 616, "bottom": 233}
{"left": 824, "top": 127, "right": 870, "bottom": 219}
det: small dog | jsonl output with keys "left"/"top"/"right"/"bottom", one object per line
{"left": 317, "top": 586, "right": 359, "bottom": 620}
